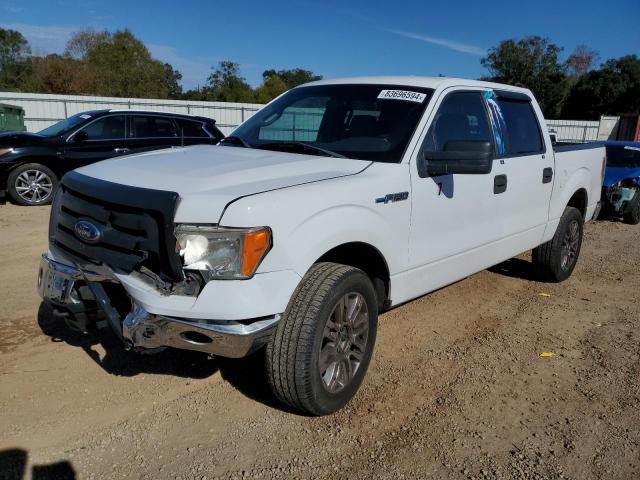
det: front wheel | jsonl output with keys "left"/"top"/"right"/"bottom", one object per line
{"left": 7, "top": 163, "right": 58, "bottom": 206}
{"left": 266, "top": 262, "right": 378, "bottom": 415}
{"left": 623, "top": 191, "right": 640, "bottom": 225}
{"left": 532, "top": 206, "right": 584, "bottom": 282}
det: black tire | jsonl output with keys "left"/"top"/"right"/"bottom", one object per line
{"left": 266, "top": 262, "right": 378, "bottom": 416}
{"left": 623, "top": 191, "right": 640, "bottom": 225}
{"left": 532, "top": 206, "right": 584, "bottom": 282}
{"left": 7, "top": 163, "right": 58, "bottom": 206}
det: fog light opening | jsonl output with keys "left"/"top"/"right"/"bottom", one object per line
{"left": 180, "top": 331, "right": 213, "bottom": 345}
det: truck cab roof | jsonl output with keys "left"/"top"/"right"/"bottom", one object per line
{"left": 304, "top": 76, "right": 533, "bottom": 96}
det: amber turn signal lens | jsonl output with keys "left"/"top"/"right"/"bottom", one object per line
{"left": 242, "top": 228, "right": 271, "bottom": 277}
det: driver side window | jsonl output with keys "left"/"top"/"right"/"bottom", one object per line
{"left": 424, "top": 92, "right": 494, "bottom": 153}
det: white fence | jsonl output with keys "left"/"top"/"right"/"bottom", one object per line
{"left": 0, "top": 92, "right": 264, "bottom": 135}
{"left": 545, "top": 119, "right": 600, "bottom": 143}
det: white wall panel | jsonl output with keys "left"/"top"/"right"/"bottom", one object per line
{"left": 0, "top": 92, "right": 263, "bottom": 135}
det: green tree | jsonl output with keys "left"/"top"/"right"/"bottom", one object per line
{"left": 205, "top": 61, "right": 254, "bottom": 102}
{"left": 182, "top": 87, "right": 208, "bottom": 100}
{"left": 561, "top": 55, "right": 640, "bottom": 119}
{"left": 0, "top": 28, "right": 32, "bottom": 90}
{"left": 481, "top": 36, "right": 568, "bottom": 117}
{"left": 163, "top": 63, "right": 183, "bottom": 99}
{"left": 81, "top": 30, "right": 171, "bottom": 98}
{"left": 254, "top": 74, "right": 288, "bottom": 103}
{"left": 28, "top": 54, "right": 97, "bottom": 94}
{"left": 64, "top": 29, "right": 111, "bottom": 60}
{"left": 261, "top": 68, "right": 321, "bottom": 89}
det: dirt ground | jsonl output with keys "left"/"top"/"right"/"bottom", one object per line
{"left": 0, "top": 203, "right": 638, "bottom": 480}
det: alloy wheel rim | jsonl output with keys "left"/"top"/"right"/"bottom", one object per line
{"left": 560, "top": 220, "right": 580, "bottom": 270}
{"left": 319, "top": 292, "right": 369, "bottom": 393}
{"left": 15, "top": 169, "right": 53, "bottom": 204}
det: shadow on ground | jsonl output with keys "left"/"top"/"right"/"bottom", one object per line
{"left": 36, "top": 302, "right": 297, "bottom": 413}
{"left": 488, "top": 257, "right": 540, "bottom": 282}
{"left": 0, "top": 449, "right": 75, "bottom": 480}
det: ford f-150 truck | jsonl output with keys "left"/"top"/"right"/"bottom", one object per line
{"left": 38, "top": 77, "right": 605, "bottom": 415}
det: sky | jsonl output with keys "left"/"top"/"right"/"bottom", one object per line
{"left": 1, "top": 0, "right": 639, "bottom": 89}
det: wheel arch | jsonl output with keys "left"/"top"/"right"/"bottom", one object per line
{"left": 315, "top": 241, "right": 391, "bottom": 312}
{"left": 567, "top": 187, "right": 588, "bottom": 219}
{"left": 7, "top": 156, "right": 63, "bottom": 179}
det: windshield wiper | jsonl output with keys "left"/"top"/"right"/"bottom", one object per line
{"left": 219, "top": 135, "right": 253, "bottom": 148}
{"left": 257, "top": 141, "right": 346, "bottom": 159}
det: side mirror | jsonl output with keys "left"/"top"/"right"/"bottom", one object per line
{"left": 418, "top": 140, "right": 493, "bottom": 177}
{"left": 73, "top": 130, "right": 89, "bottom": 143}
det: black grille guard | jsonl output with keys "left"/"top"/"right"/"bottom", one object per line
{"left": 50, "top": 171, "right": 183, "bottom": 281}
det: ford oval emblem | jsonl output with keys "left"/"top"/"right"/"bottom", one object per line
{"left": 73, "top": 220, "right": 102, "bottom": 244}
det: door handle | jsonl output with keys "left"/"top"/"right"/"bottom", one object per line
{"left": 542, "top": 167, "right": 553, "bottom": 184}
{"left": 114, "top": 148, "right": 130, "bottom": 154}
{"left": 494, "top": 174, "right": 507, "bottom": 194}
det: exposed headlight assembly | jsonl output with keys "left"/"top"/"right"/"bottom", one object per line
{"left": 175, "top": 225, "right": 271, "bottom": 280}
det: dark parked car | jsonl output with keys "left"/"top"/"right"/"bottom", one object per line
{"left": 600, "top": 141, "right": 640, "bottom": 224}
{"left": 0, "top": 110, "right": 224, "bottom": 206}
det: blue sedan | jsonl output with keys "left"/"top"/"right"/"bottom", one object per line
{"left": 600, "top": 141, "right": 640, "bottom": 224}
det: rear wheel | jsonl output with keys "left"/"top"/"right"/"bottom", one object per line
{"left": 623, "top": 191, "right": 640, "bottom": 225}
{"left": 266, "top": 262, "right": 378, "bottom": 415}
{"left": 532, "top": 206, "right": 584, "bottom": 282}
{"left": 8, "top": 163, "right": 58, "bottom": 206}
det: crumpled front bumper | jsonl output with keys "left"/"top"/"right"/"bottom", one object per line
{"left": 37, "top": 253, "right": 280, "bottom": 358}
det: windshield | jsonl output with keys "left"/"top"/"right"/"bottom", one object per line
{"left": 606, "top": 145, "right": 640, "bottom": 167}
{"left": 231, "top": 84, "right": 433, "bottom": 162}
{"left": 38, "top": 112, "right": 95, "bottom": 137}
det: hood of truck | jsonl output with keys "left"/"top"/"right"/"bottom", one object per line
{"left": 74, "top": 144, "right": 371, "bottom": 223}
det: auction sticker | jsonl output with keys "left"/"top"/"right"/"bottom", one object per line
{"left": 377, "top": 89, "right": 427, "bottom": 103}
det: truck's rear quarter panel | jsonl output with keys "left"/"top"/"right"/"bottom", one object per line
{"left": 543, "top": 145, "right": 605, "bottom": 242}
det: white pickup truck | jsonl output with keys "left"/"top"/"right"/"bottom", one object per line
{"left": 38, "top": 77, "right": 605, "bottom": 415}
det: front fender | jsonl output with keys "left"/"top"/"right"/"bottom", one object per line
{"left": 286, "top": 204, "right": 397, "bottom": 277}
{"left": 219, "top": 166, "right": 411, "bottom": 280}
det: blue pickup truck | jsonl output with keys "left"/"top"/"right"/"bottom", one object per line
{"left": 601, "top": 141, "right": 640, "bottom": 224}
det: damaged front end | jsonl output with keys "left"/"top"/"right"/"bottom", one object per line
{"left": 38, "top": 250, "right": 278, "bottom": 358}
{"left": 38, "top": 172, "right": 278, "bottom": 357}
{"left": 603, "top": 178, "right": 639, "bottom": 215}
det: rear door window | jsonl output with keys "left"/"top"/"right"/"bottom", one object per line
{"left": 132, "top": 116, "right": 178, "bottom": 138}
{"left": 495, "top": 99, "right": 544, "bottom": 155}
